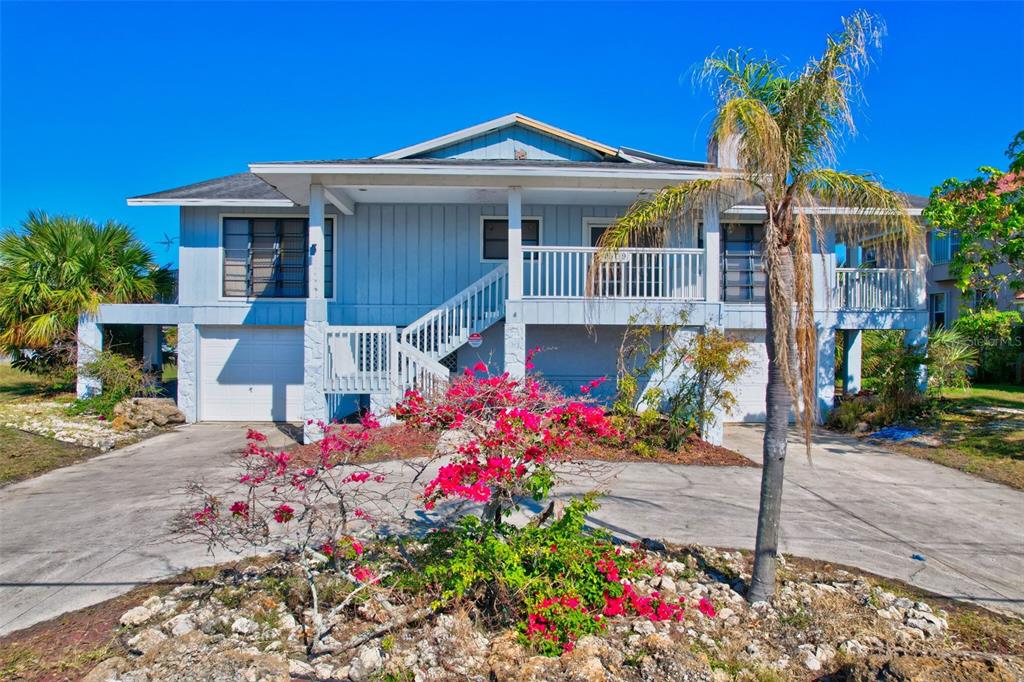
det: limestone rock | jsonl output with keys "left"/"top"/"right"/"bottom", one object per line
{"left": 120, "top": 605, "right": 157, "bottom": 627}
{"left": 113, "top": 397, "right": 185, "bottom": 429}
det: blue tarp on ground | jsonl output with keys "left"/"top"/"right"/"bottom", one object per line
{"left": 868, "top": 426, "right": 921, "bottom": 442}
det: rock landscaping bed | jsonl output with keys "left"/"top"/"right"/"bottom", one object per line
{"left": 3, "top": 547, "right": 1021, "bottom": 682}
{"left": 0, "top": 397, "right": 183, "bottom": 453}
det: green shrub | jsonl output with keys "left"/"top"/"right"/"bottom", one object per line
{"left": 417, "top": 495, "right": 689, "bottom": 656}
{"left": 826, "top": 398, "right": 875, "bottom": 432}
{"left": 953, "top": 309, "right": 1023, "bottom": 383}
{"left": 862, "top": 330, "right": 928, "bottom": 423}
{"left": 67, "top": 350, "right": 155, "bottom": 419}
{"left": 927, "top": 327, "right": 978, "bottom": 392}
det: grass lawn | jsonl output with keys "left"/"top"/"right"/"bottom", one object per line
{"left": 0, "top": 364, "right": 98, "bottom": 486}
{"left": 893, "top": 383, "right": 1024, "bottom": 490}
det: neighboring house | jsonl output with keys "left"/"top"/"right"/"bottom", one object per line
{"left": 926, "top": 228, "right": 1020, "bottom": 327}
{"left": 77, "top": 113, "right": 929, "bottom": 443}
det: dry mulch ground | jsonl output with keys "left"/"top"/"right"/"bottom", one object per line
{"left": 290, "top": 425, "right": 756, "bottom": 468}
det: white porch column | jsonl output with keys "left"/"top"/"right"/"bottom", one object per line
{"left": 76, "top": 314, "right": 102, "bottom": 398}
{"left": 308, "top": 184, "right": 326, "bottom": 300}
{"left": 702, "top": 199, "right": 721, "bottom": 302}
{"left": 504, "top": 321, "right": 527, "bottom": 379}
{"left": 177, "top": 322, "right": 198, "bottom": 423}
{"left": 842, "top": 329, "right": 863, "bottom": 395}
{"left": 142, "top": 324, "right": 162, "bottom": 373}
{"left": 816, "top": 325, "right": 837, "bottom": 423}
{"left": 507, "top": 186, "right": 523, "bottom": 301}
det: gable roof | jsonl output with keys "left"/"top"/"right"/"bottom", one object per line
{"left": 375, "top": 113, "right": 622, "bottom": 161}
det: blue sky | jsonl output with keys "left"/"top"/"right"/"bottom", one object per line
{"left": 2, "top": 1, "right": 1022, "bottom": 266}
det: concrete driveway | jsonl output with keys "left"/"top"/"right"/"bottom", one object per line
{"left": 1, "top": 422, "right": 1022, "bottom": 635}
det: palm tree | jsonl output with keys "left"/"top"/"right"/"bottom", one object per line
{"left": 0, "top": 211, "right": 172, "bottom": 370}
{"left": 595, "top": 10, "right": 923, "bottom": 603}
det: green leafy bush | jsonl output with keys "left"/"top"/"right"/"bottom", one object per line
{"left": 953, "top": 309, "right": 1023, "bottom": 383}
{"left": 862, "top": 331, "right": 928, "bottom": 423}
{"left": 825, "top": 397, "right": 876, "bottom": 432}
{"left": 927, "top": 327, "right": 978, "bottom": 392}
{"left": 417, "top": 495, "right": 699, "bottom": 656}
{"left": 614, "top": 313, "right": 750, "bottom": 451}
{"left": 67, "top": 350, "right": 155, "bottom": 419}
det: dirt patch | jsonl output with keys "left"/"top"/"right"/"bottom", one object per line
{"left": 288, "top": 425, "right": 755, "bottom": 468}
{"left": 0, "top": 426, "right": 100, "bottom": 487}
{"left": 572, "top": 435, "right": 757, "bottom": 467}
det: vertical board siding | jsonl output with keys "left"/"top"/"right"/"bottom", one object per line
{"left": 418, "top": 124, "right": 602, "bottom": 162}
{"left": 181, "top": 203, "right": 632, "bottom": 327}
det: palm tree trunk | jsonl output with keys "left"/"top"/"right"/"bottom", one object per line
{"left": 748, "top": 250, "right": 795, "bottom": 603}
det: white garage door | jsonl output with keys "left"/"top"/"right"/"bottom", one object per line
{"left": 199, "top": 326, "right": 304, "bottom": 422}
{"left": 727, "top": 330, "right": 769, "bottom": 422}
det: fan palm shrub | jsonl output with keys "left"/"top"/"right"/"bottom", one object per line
{"left": 0, "top": 211, "right": 172, "bottom": 374}
{"left": 593, "top": 11, "right": 923, "bottom": 602}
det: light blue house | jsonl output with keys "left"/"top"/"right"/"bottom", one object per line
{"left": 78, "top": 114, "right": 929, "bottom": 443}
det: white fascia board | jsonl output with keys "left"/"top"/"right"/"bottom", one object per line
{"left": 126, "top": 198, "right": 295, "bottom": 207}
{"left": 374, "top": 114, "right": 520, "bottom": 159}
{"left": 249, "top": 162, "right": 721, "bottom": 182}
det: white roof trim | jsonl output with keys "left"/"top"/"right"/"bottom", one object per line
{"left": 250, "top": 162, "right": 717, "bottom": 181}
{"left": 374, "top": 113, "right": 621, "bottom": 160}
{"left": 126, "top": 198, "right": 295, "bottom": 207}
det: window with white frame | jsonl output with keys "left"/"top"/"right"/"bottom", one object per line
{"left": 929, "top": 292, "right": 947, "bottom": 328}
{"left": 222, "top": 217, "right": 334, "bottom": 298}
{"left": 482, "top": 218, "right": 540, "bottom": 260}
{"left": 585, "top": 218, "right": 612, "bottom": 247}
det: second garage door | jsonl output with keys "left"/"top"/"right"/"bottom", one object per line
{"left": 726, "top": 330, "right": 769, "bottom": 422}
{"left": 199, "top": 326, "right": 304, "bottom": 422}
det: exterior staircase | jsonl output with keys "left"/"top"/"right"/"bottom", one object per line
{"left": 400, "top": 263, "right": 509, "bottom": 361}
{"left": 324, "top": 264, "right": 509, "bottom": 400}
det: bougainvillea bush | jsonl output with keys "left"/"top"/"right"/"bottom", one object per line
{"left": 180, "top": 359, "right": 716, "bottom": 658}
{"left": 392, "top": 357, "right": 616, "bottom": 525}
{"left": 393, "top": 361, "right": 715, "bottom": 655}
{"left": 176, "top": 417, "right": 398, "bottom": 653}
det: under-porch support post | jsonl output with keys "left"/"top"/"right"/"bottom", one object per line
{"left": 905, "top": 325, "right": 929, "bottom": 394}
{"left": 842, "top": 329, "right": 863, "bottom": 395}
{"left": 816, "top": 325, "right": 837, "bottom": 423}
{"left": 176, "top": 322, "right": 198, "bottom": 423}
{"left": 76, "top": 314, "right": 102, "bottom": 398}
{"left": 142, "top": 324, "right": 163, "bottom": 373}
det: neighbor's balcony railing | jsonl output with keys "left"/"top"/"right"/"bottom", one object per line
{"left": 834, "top": 268, "right": 916, "bottom": 310}
{"left": 521, "top": 246, "right": 705, "bottom": 300}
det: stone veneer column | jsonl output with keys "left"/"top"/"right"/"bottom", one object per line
{"left": 176, "top": 323, "right": 198, "bottom": 422}
{"left": 76, "top": 314, "right": 102, "bottom": 398}
{"left": 504, "top": 321, "right": 526, "bottom": 379}
{"left": 303, "top": 300, "right": 328, "bottom": 444}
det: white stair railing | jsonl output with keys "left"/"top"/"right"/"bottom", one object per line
{"left": 395, "top": 341, "right": 451, "bottom": 397}
{"left": 325, "top": 326, "right": 396, "bottom": 394}
{"left": 401, "top": 263, "right": 509, "bottom": 360}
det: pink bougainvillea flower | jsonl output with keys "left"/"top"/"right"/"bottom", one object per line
{"left": 359, "top": 413, "right": 381, "bottom": 429}
{"left": 272, "top": 504, "right": 294, "bottom": 523}
{"left": 245, "top": 428, "right": 267, "bottom": 442}
{"left": 351, "top": 565, "right": 378, "bottom": 583}
{"left": 228, "top": 501, "right": 249, "bottom": 519}
{"left": 698, "top": 597, "right": 716, "bottom": 618}
{"left": 473, "top": 361, "right": 488, "bottom": 374}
